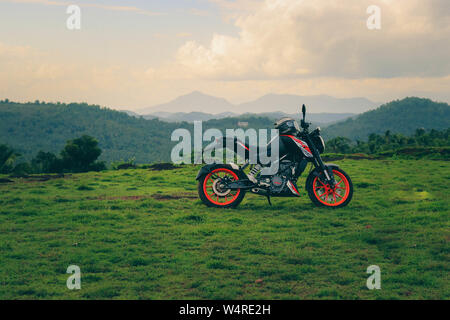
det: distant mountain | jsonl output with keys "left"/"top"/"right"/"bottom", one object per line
{"left": 140, "top": 110, "right": 354, "bottom": 124}
{"left": 138, "top": 91, "right": 379, "bottom": 115}
{"left": 236, "top": 94, "right": 378, "bottom": 114}
{"left": 139, "top": 91, "right": 234, "bottom": 114}
{"left": 241, "top": 112, "right": 356, "bottom": 124}
{"left": 323, "top": 97, "right": 450, "bottom": 140}
{"left": 120, "top": 110, "right": 142, "bottom": 117}
{"left": 143, "top": 111, "right": 239, "bottom": 122}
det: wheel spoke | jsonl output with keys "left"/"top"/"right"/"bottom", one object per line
{"left": 318, "top": 179, "right": 326, "bottom": 187}
{"left": 311, "top": 170, "right": 351, "bottom": 206}
{"left": 203, "top": 169, "right": 242, "bottom": 206}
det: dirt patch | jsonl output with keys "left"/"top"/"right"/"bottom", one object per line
{"left": 91, "top": 195, "right": 153, "bottom": 201}
{"left": 346, "top": 154, "right": 381, "bottom": 160}
{"left": 146, "top": 163, "right": 180, "bottom": 171}
{"left": 322, "top": 154, "right": 381, "bottom": 161}
{"left": 3, "top": 174, "right": 71, "bottom": 184}
{"left": 91, "top": 193, "right": 197, "bottom": 201}
{"left": 322, "top": 155, "right": 346, "bottom": 161}
{"left": 152, "top": 193, "right": 197, "bottom": 200}
{"left": 116, "top": 163, "right": 137, "bottom": 170}
{"left": 23, "top": 174, "right": 71, "bottom": 183}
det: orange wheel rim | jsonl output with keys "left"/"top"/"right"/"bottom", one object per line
{"left": 203, "top": 168, "right": 241, "bottom": 206}
{"left": 313, "top": 170, "right": 350, "bottom": 207}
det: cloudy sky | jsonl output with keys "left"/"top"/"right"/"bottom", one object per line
{"left": 0, "top": 0, "right": 449, "bottom": 111}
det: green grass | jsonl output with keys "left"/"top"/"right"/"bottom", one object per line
{"left": 0, "top": 159, "right": 449, "bottom": 300}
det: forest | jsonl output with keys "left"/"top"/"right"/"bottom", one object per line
{"left": 1, "top": 127, "right": 448, "bottom": 176}
{"left": 326, "top": 128, "right": 450, "bottom": 155}
{"left": 1, "top": 97, "right": 449, "bottom": 174}
{"left": 0, "top": 99, "right": 274, "bottom": 164}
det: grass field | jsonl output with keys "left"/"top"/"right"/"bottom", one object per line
{"left": 0, "top": 159, "right": 449, "bottom": 300}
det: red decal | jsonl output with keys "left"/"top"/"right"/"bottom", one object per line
{"left": 281, "top": 135, "right": 312, "bottom": 154}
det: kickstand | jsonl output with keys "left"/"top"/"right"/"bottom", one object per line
{"left": 266, "top": 194, "right": 272, "bottom": 206}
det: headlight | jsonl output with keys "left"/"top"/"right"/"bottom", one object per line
{"left": 319, "top": 136, "right": 325, "bottom": 153}
{"left": 313, "top": 135, "right": 325, "bottom": 154}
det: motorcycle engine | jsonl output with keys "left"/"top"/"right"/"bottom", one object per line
{"left": 269, "top": 160, "right": 295, "bottom": 194}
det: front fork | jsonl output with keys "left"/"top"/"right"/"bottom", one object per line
{"left": 304, "top": 136, "right": 336, "bottom": 188}
{"left": 313, "top": 157, "right": 336, "bottom": 188}
{"left": 323, "top": 166, "right": 336, "bottom": 187}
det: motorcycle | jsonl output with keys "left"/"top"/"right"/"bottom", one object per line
{"left": 196, "top": 105, "right": 353, "bottom": 208}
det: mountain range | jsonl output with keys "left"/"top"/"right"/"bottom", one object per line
{"left": 0, "top": 97, "right": 448, "bottom": 163}
{"left": 138, "top": 91, "right": 380, "bottom": 115}
{"left": 139, "top": 111, "right": 356, "bottom": 124}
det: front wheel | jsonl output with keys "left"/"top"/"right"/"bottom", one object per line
{"left": 198, "top": 167, "right": 245, "bottom": 208}
{"left": 307, "top": 168, "right": 353, "bottom": 208}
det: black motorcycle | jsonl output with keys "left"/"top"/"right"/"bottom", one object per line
{"left": 196, "top": 105, "right": 353, "bottom": 208}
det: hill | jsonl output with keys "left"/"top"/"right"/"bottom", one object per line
{"left": 0, "top": 101, "right": 183, "bottom": 163}
{"left": 237, "top": 93, "right": 378, "bottom": 114}
{"left": 139, "top": 91, "right": 234, "bottom": 114}
{"left": 1, "top": 97, "right": 448, "bottom": 164}
{"left": 0, "top": 101, "right": 273, "bottom": 163}
{"left": 323, "top": 97, "right": 450, "bottom": 140}
{"left": 142, "top": 111, "right": 239, "bottom": 122}
{"left": 139, "top": 91, "right": 379, "bottom": 114}
{"left": 241, "top": 111, "right": 355, "bottom": 124}
{"left": 139, "top": 110, "right": 355, "bottom": 124}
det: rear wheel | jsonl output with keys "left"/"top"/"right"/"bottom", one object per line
{"left": 307, "top": 168, "right": 353, "bottom": 208}
{"left": 198, "top": 167, "right": 245, "bottom": 208}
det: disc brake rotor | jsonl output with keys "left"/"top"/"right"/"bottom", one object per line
{"left": 212, "top": 179, "right": 232, "bottom": 197}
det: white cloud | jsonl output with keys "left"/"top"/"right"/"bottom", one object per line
{"left": 175, "top": 0, "right": 450, "bottom": 80}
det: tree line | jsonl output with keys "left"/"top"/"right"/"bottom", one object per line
{"left": 1, "top": 128, "right": 449, "bottom": 176}
{"left": 322, "top": 97, "right": 450, "bottom": 141}
{"left": 325, "top": 128, "right": 450, "bottom": 154}
{"left": 0, "top": 135, "right": 106, "bottom": 176}
{"left": 0, "top": 100, "right": 275, "bottom": 164}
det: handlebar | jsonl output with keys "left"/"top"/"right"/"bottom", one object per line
{"left": 300, "top": 104, "right": 310, "bottom": 130}
{"left": 300, "top": 119, "right": 311, "bottom": 130}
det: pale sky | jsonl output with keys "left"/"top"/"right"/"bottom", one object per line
{"left": 0, "top": 0, "right": 449, "bottom": 111}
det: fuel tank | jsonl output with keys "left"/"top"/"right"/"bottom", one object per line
{"left": 279, "top": 135, "right": 313, "bottom": 159}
